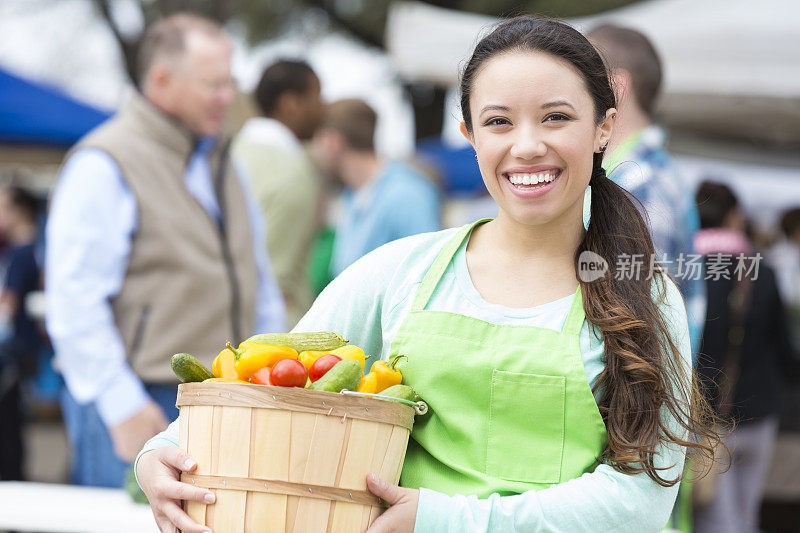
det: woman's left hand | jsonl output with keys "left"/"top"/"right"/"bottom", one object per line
{"left": 365, "top": 473, "right": 419, "bottom": 533}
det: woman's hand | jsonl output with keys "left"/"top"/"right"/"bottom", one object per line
{"left": 365, "top": 474, "right": 419, "bottom": 533}
{"left": 136, "top": 445, "right": 215, "bottom": 533}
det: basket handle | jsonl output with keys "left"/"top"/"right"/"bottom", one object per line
{"left": 340, "top": 389, "right": 428, "bottom": 415}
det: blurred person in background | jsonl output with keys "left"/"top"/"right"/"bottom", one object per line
{"left": 0, "top": 185, "right": 42, "bottom": 481}
{"left": 45, "top": 12, "right": 285, "bottom": 488}
{"left": 312, "top": 98, "right": 440, "bottom": 277}
{"left": 233, "top": 60, "right": 325, "bottom": 328}
{"left": 693, "top": 181, "right": 793, "bottom": 533}
{"left": 588, "top": 25, "right": 706, "bottom": 362}
{"left": 768, "top": 208, "right": 800, "bottom": 345}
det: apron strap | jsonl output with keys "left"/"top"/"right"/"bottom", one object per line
{"left": 561, "top": 285, "right": 586, "bottom": 336}
{"left": 411, "top": 219, "right": 491, "bottom": 312}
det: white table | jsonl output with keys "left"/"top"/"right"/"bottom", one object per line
{"left": 0, "top": 482, "right": 159, "bottom": 532}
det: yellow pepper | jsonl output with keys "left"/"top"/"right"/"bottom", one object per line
{"left": 373, "top": 354, "right": 405, "bottom": 392}
{"left": 212, "top": 346, "right": 238, "bottom": 379}
{"left": 330, "top": 345, "right": 366, "bottom": 370}
{"left": 357, "top": 372, "right": 379, "bottom": 393}
{"left": 299, "top": 345, "right": 366, "bottom": 372}
{"left": 298, "top": 350, "right": 329, "bottom": 372}
{"left": 231, "top": 341, "right": 298, "bottom": 380}
{"left": 203, "top": 377, "right": 250, "bottom": 383}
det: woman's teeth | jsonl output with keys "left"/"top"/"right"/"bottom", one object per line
{"left": 507, "top": 171, "right": 559, "bottom": 187}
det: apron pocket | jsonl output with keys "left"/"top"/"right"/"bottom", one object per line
{"left": 486, "top": 370, "right": 565, "bottom": 484}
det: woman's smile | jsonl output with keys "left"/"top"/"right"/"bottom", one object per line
{"left": 501, "top": 166, "right": 563, "bottom": 199}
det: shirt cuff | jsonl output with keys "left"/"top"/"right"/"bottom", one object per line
{"left": 134, "top": 436, "right": 179, "bottom": 489}
{"left": 414, "top": 487, "right": 456, "bottom": 533}
{"left": 94, "top": 369, "right": 151, "bottom": 427}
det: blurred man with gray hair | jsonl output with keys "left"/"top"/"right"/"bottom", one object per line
{"left": 46, "top": 12, "right": 284, "bottom": 487}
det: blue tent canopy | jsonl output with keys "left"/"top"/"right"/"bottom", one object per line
{"left": 0, "top": 66, "right": 111, "bottom": 147}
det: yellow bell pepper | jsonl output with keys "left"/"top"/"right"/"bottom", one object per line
{"left": 357, "top": 372, "right": 379, "bottom": 393}
{"left": 298, "top": 350, "right": 329, "bottom": 372}
{"left": 212, "top": 346, "right": 238, "bottom": 379}
{"left": 203, "top": 377, "right": 249, "bottom": 383}
{"left": 330, "top": 345, "right": 366, "bottom": 370}
{"left": 300, "top": 345, "right": 366, "bottom": 372}
{"left": 231, "top": 341, "right": 298, "bottom": 380}
{"left": 373, "top": 354, "right": 405, "bottom": 392}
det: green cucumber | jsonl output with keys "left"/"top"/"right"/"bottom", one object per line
{"left": 245, "top": 332, "right": 347, "bottom": 353}
{"left": 309, "top": 359, "right": 362, "bottom": 392}
{"left": 379, "top": 385, "right": 419, "bottom": 402}
{"left": 171, "top": 353, "right": 214, "bottom": 383}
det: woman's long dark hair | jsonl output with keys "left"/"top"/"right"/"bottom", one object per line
{"left": 461, "top": 16, "right": 720, "bottom": 486}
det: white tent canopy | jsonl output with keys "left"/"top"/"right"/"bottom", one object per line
{"left": 386, "top": 0, "right": 800, "bottom": 144}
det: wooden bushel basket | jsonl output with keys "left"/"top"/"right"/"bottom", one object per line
{"left": 176, "top": 382, "right": 419, "bottom": 532}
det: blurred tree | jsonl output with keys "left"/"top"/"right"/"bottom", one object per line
{"left": 91, "top": 0, "right": 641, "bottom": 139}
{"left": 92, "top": 0, "right": 642, "bottom": 85}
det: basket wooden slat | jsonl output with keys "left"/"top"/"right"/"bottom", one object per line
{"left": 211, "top": 406, "right": 251, "bottom": 533}
{"left": 296, "top": 414, "right": 347, "bottom": 531}
{"left": 329, "top": 419, "right": 380, "bottom": 532}
{"left": 183, "top": 405, "right": 214, "bottom": 525}
{"left": 178, "top": 383, "right": 415, "bottom": 533}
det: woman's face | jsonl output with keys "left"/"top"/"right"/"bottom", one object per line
{"left": 464, "top": 50, "right": 615, "bottom": 228}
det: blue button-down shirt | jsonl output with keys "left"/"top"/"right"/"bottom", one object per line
{"left": 605, "top": 126, "right": 706, "bottom": 361}
{"left": 45, "top": 144, "right": 285, "bottom": 427}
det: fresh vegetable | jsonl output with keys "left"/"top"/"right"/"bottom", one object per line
{"left": 299, "top": 350, "right": 328, "bottom": 372}
{"left": 244, "top": 332, "right": 347, "bottom": 353}
{"left": 230, "top": 341, "right": 298, "bottom": 381}
{"left": 250, "top": 366, "right": 273, "bottom": 385}
{"left": 309, "top": 354, "right": 342, "bottom": 382}
{"left": 356, "top": 372, "right": 379, "bottom": 393}
{"left": 329, "top": 345, "right": 366, "bottom": 370}
{"left": 379, "top": 384, "right": 419, "bottom": 402}
{"left": 203, "top": 377, "right": 249, "bottom": 383}
{"left": 372, "top": 354, "right": 406, "bottom": 392}
{"left": 269, "top": 359, "right": 308, "bottom": 388}
{"left": 212, "top": 346, "right": 238, "bottom": 379}
{"left": 309, "top": 359, "right": 362, "bottom": 393}
{"left": 171, "top": 353, "right": 215, "bottom": 383}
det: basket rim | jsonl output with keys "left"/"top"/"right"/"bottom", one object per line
{"left": 176, "top": 382, "right": 417, "bottom": 430}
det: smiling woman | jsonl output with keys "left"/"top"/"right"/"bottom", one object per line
{"left": 134, "top": 15, "right": 720, "bottom": 533}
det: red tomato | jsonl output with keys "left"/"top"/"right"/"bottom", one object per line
{"left": 250, "top": 366, "right": 272, "bottom": 385}
{"left": 269, "top": 359, "right": 308, "bottom": 387}
{"left": 309, "top": 354, "right": 342, "bottom": 382}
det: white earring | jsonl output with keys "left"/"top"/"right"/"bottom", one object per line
{"left": 582, "top": 185, "right": 592, "bottom": 231}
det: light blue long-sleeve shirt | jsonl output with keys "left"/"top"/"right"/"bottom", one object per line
{"left": 45, "top": 141, "right": 285, "bottom": 428}
{"left": 331, "top": 160, "right": 440, "bottom": 276}
{"left": 138, "top": 226, "right": 690, "bottom": 532}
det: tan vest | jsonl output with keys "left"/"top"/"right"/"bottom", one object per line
{"left": 69, "top": 93, "right": 257, "bottom": 383}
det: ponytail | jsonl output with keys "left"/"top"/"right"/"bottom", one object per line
{"left": 577, "top": 159, "right": 720, "bottom": 485}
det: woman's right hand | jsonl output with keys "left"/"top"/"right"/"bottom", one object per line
{"left": 136, "top": 445, "right": 215, "bottom": 533}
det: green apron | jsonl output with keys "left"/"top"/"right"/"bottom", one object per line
{"left": 393, "top": 219, "right": 607, "bottom": 497}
